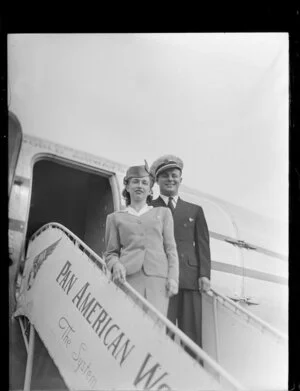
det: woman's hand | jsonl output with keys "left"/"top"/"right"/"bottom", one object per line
{"left": 166, "top": 279, "right": 178, "bottom": 297}
{"left": 112, "top": 262, "right": 126, "bottom": 283}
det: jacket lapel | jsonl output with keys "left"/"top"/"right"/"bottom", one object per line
{"left": 173, "top": 197, "right": 189, "bottom": 221}
{"left": 153, "top": 196, "right": 166, "bottom": 207}
{"left": 153, "top": 196, "right": 189, "bottom": 220}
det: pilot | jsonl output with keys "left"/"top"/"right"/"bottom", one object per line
{"left": 104, "top": 163, "right": 179, "bottom": 316}
{"left": 150, "top": 155, "right": 211, "bottom": 350}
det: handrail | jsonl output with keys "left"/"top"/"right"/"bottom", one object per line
{"left": 24, "top": 323, "right": 35, "bottom": 391}
{"left": 121, "top": 282, "right": 245, "bottom": 391}
{"left": 28, "top": 222, "right": 245, "bottom": 391}
{"left": 207, "top": 288, "right": 288, "bottom": 343}
{"left": 18, "top": 317, "right": 29, "bottom": 354}
{"left": 29, "top": 224, "right": 287, "bottom": 338}
{"left": 28, "top": 222, "right": 107, "bottom": 273}
{"left": 212, "top": 294, "right": 220, "bottom": 364}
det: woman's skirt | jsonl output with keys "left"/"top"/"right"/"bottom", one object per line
{"left": 126, "top": 268, "right": 169, "bottom": 317}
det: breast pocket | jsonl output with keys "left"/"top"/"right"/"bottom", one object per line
{"left": 187, "top": 256, "right": 198, "bottom": 267}
{"left": 175, "top": 218, "right": 195, "bottom": 241}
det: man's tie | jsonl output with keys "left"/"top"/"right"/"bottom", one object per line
{"left": 168, "top": 196, "right": 175, "bottom": 214}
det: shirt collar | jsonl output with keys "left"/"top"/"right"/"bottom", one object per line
{"left": 160, "top": 194, "right": 179, "bottom": 206}
{"left": 125, "top": 204, "right": 153, "bottom": 216}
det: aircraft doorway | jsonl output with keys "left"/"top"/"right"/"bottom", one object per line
{"left": 26, "top": 159, "right": 115, "bottom": 257}
{"left": 10, "top": 160, "right": 115, "bottom": 390}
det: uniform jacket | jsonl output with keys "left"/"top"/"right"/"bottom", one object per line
{"left": 104, "top": 207, "right": 179, "bottom": 283}
{"left": 151, "top": 197, "right": 211, "bottom": 290}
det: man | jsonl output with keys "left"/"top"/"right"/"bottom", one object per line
{"left": 150, "top": 155, "right": 211, "bottom": 350}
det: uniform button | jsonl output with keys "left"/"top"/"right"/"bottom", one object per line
{"left": 184, "top": 223, "right": 187, "bottom": 227}
{"left": 137, "top": 220, "right": 142, "bottom": 224}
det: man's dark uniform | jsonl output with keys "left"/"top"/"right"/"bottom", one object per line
{"left": 151, "top": 157, "right": 211, "bottom": 349}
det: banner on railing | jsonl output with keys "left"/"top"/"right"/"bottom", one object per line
{"left": 16, "top": 226, "right": 220, "bottom": 391}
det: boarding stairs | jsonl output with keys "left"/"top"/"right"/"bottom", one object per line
{"left": 11, "top": 223, "right": 288, "bottom": 391}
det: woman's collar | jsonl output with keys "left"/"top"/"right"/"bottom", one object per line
{"left": 125, "top": 204, "right": 153, "bottom": 216}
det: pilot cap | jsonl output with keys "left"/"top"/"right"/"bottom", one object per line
{"left": 123, "top": 160, "right": 153, "bottom": 185}
{"left": 150, "top": 155, "right": 184, "bottom": 179}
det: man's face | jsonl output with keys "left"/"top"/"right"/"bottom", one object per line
{"left": 157, "top": 168, "right": 182, "bottom": 197}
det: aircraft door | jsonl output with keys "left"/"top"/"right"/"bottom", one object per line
{"left": 26, "top": 159, "right": 115, "bottom": 258}
{"left": 8, "top": 111, "right": 23, "bottom": 198}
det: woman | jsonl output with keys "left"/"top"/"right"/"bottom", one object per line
{"left": 104, "top": 163, "right": 179, "bottom": 316}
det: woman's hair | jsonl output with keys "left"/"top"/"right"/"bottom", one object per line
{"left": 122, "top": 176, "right": 154, "bottom": 206}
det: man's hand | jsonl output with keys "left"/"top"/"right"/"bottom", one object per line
{"left": 166, "top": 279, "right": 178, "bottom": 297}
{"left": 112, "top": 262, "right": 126, "bottom": 283}
{"left": 198, "top": 277, "right": 210, "bottom": 293}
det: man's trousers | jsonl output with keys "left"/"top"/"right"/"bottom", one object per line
{"left": 167, "top": 289, "right": 203, "bottom": 355}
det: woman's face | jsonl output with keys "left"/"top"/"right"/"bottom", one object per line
{"left": 126, "top": 176, "right": 151, "bottom": 203}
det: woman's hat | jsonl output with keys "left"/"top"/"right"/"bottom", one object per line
{"left": 150, "top": 155, "right": 184, "bottom": 179}
{"left": 123, "top": 160, "right": 153, "bottom": 184}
